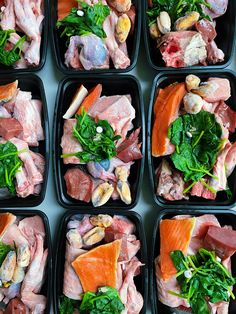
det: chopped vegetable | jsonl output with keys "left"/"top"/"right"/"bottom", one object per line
{"left": 0, "top": 30, "right": 26, "bottom": 66}
{"left": 61, "top": 109, "right": 121, "bottom": 163}
{"left": 57, "top": 0, "right": 110, "bottom": 40}
{"left": 0, "top": 242, "right": 12, "bottom": 266}
{"left": 170, "top": 248, "right": 236, "bottom": 314}
{"left": 147, "top": 0, "right": 211, "bottom": 26}
{"left": 168, "top": 111, "right": 222, "bottom": 182}
{"left": 80, "top": 286, "right": 125, "bottom": 314}
{"left": 59, "top": 295, "right": 79, "bottom": 314}
{"left": 77, "top": 84, "right": 102, "bottom": 115}
{"left": 0, "top": 141, "right": 23, "bottom": 195}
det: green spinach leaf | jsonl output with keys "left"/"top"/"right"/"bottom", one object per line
{"left": 0, "top": 242, "right": 12, "bottom": 266}
{"left": 61, "top": 109, "right": 121, "bottom": 163}
{"left": 59, "top": 295, "right": 79, "bottom": 314}
{"left": 0, "top": 30, "right": 26, "bottom": 66}
{"left": 0, "top": 141, "right": 23, "bottom": 195}
{"left": 168, "top": 111, "right": 222, "bottom": 183}
{"left": 79, "top": 286, "right": 125, "bottom": 314}
{"left": 57, "top": 0, "right": 110, "bottom": 40}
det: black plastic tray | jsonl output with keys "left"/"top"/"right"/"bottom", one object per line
{"left": 143, "top": 0, "right": 236, "bottom": 71}
{"left": 51, "top": 0, "right": 141, "bottom": 74}
{"left": 0, "top": 0, "right": 49, "bottom": 73}
{"left": 150, "top": 208, "right": 236, "bottom": 314}
{"left": 0, "top": 73, "right": 49, "bottom": 207}
{"left": 53, "top": 75, "right": 145, "bottom": 210}
{"left": 148, "top": 70, "right": 236, "bottom": 209}
{"left": 53, "top": 209, "right": 148, "bottom": 314}
{"left": 0, "top": 209, "right": 52, "bottom": 314}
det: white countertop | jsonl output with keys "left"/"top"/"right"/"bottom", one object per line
{"left": 37, "top": 36, "right": 236, "bottom": 313}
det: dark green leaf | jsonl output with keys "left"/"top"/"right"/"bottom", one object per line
{"left": 0, "top": 141, "right": 22, "bottom": 195}
{"left": 61, "top": 109, "right": 121, "bottom": 163}
{"left": 57, "top": 0, "right": 110, "bottom": 40}
{"left": 170, "top": 248, "right": 236, "bottom": 314}
{"left": 0, "top": 30, "right": 26, "bottom": 66}
{"left": 168, "top": 111, "right": 222, "bottom": 183}
{"left": 0, "top": 242, "right": 12, "bottom": 266}
{"left": 80, "top": 286, "right": 125, "bottom": 314}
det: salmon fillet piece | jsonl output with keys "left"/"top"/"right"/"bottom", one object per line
{"left": 72, "top": 239, "right": 122, "bottom": 292}
{"left": 152, "top": 82, "right": 186, "bottom": 157}
{"left": 0, "top": 81, "right": 18, "bottom": 104}
{"left": 160, "top": 218, "right": 196, "bottom": 280}
{"left": 0, "top": 213, "right": 16, "bottom": 240}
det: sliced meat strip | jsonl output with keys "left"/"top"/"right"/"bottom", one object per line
{"left": 61, "top": 119, "right": 82, "bottom": 164}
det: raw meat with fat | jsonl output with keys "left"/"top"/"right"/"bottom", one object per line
{"left": 61, "top": 119, "right": 83, "bottom": 164}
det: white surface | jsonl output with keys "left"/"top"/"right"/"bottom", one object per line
{"left": 36, "top": 37, "right": 236, "bottom": 313}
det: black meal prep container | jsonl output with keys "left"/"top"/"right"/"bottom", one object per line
{"left": 51, "top": 0, "right": 141, "bottom": 74}
{"left": 148, "top": 70, "right": 236, "bottom": 209}
{"left": 53, "top": 209, "right": 148, "bottom": 314}
{"left": 143, "top": 0, "right": 236, "bottom": 71}
{"left": 0, "top": 0, "right": 49, "bottom": 73}
{"left": 0, "top": 74, "right": 49, "bottom": 207}
{"left": 53, "top": 75, "right": 145, "bottom": 210}
{"left": 0, "top": 209, "right": 52, "bottom": 314}
{"left": 150, "top": 208, "right": 236, "bottom": 314}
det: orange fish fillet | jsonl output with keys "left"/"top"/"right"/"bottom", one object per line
{"left": 152, "top": 82, "right": 186, "bottom": 157}
{"left": 0, "top": 81, "right": 18, "bottom": 104}
{"left": 160, "top": 218, "right": 196, "bottom": 281}
{"left": 72, "top": 239, "right": 122, "bottom": 293}
{"left": 0, "top": 213, "right": 16, "bottom": 239}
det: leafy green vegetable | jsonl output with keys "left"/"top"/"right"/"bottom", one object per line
{"left": 0, "top": 141, "right": 23, "bottom": 195}
{"left": 57, "top": 0, "right": 110, "bottom": 40}
{"left": 170, "top": 248, "right": 236, "bottom": 314}
{"left": 0, "top": 242, "right": 12, "bottom": 266}
{"left": 0, "top": 30, "right": 26, "bottom": 66}
{"left": 59, "top": 295, "right": 79, "bottom": 314}
{"left": 79, "top": 286, "right": 125, "bottom": 314}
{"left": 61, "top": 109, "right": 121, "bottom": 163}
{"left": 168, "top": 111, "right": 222, "bottom": 183}
{"left": 146, "top": 0, "right": 211, "bottom": 26}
